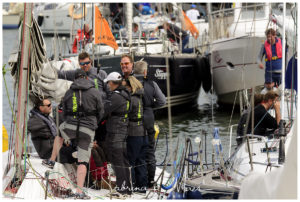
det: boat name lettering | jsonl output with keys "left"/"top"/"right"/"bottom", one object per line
{"left": 155, "top": 69, "right": 167, "bottom": 80}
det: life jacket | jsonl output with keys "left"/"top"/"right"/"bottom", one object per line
{"left": 264, "top": 37, "right": 282, "bottom": 61}
{"left": 72, "top": 29, "right": 90, "bottom": 53}
{"left": 66, "top": 89, "right": 97, "bottom": 145}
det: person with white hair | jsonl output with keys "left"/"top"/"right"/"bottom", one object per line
{"left": 133, "top": 60, "right": 166, "bottom": 188}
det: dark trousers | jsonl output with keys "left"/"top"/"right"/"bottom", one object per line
{"left": 107, "top": 140, "right": 132, "bottom": 194}
{"left": 145, "top": 124, "right": 156, "bottom": 186}
{"left": 127, "top": 136, "right": 148, "bottom": 191}
{"left": 265, "top": 71, "right": 282, "bottom": 86}
{"left": 182, "top": 36, "right": 194, "bottom": 53}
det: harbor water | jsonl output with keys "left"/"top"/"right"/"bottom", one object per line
{"left": 2, "top": 29, "right": 240, "bottom": 165}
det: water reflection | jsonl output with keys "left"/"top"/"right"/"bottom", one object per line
{"left": 155, "top": 90, "right": 240, "bottom": 165}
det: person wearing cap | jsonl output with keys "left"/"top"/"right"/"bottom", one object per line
{"left": 57, "top": 52, "right": 109, "bottom": 101}
{"left": 246, "top": 91, "right": 281, "bottom": 136}
{"left": 257, "top": 28, "right": 283, "bottom": 87}
{"left": 138, "top": 3, "right": 155, "bottom": 15}
{"left": 186, "top": 4, "right": 200, "bottom": 21}
{"left": 58, "top": 68, "right": 104, "bottom": 199}
{"left": 125, "top": 76, "right": 148, "bottom": 193}
{"left": 103, "top": 72, "right": 132, "bottom": 195}
{"left": 260, "top": 77, "right": 278, "bottom": 95}
{"left": 170, "top": 14, "right": 176, "bottom": 24}
{"left": 133, "top": 60, "right": 166, "bottom": 188}
{"left": 151, "top": 22, "right": 195, "bottom": 53}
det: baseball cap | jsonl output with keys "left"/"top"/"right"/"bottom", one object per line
{"left": 104, "top": 72, "right": 122, "bottom": 83}
{"left": 191, "top": 4, "right": 196, "bottom": 8}
{"left": 265, "top": 77, "right": 273, "bottom": 84}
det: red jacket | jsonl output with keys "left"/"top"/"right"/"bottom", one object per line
{"left": 72, "top": 29, "right": 90, "bottom": 53}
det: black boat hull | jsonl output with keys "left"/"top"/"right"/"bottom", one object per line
{"left": 94, "top": 54, "right": 210, "bottom": 109}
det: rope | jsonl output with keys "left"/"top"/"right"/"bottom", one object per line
{"left": 2, "top": 65, "right": 17, "bottom": 173}
{"left": 3, "top": 64, "right": 27, "bottom": 178}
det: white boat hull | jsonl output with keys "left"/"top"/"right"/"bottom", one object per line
{"left": 3, "top": 14, "right": 20, "bottom": 29}
{"left": 3, "top": 155, "right": 170, "bottom": 199}
{"left": 35, "top": 4, "right": 110, "bottom": 35}
{"left": 211, "top": 36, "right": 265, "bottom": 104}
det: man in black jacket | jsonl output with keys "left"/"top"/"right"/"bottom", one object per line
{"left": 28, "top": 98, "right": 59, "bottom": 160}
{"left": 133, "top": 60, "right": 166, "bottom": 188}
{"left": 247, "top": 91, "right": 281, "bottom": 136}
{"left": 104, "top": 72, "right": 132, "bottom": 195}
{"left": 59, "top": 69, "right": 104, "bottom": 199}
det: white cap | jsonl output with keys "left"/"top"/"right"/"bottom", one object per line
{"left": 104, "top": 72, "right": 122, "bottom": 83}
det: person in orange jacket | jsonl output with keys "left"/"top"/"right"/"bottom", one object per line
{"left": 72, "top": 24, "right": 91, "bottom": 53}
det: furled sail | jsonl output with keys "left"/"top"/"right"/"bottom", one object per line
{"left": 8, "top": 17, "right": 78, "bottom": 102}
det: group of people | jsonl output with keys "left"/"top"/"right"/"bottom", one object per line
{"left": 28, "top": 52, "right": 166, "bottom": 199}
{"left": 29, "top": 16, "right": 286, "bottom": 199}
{"left": 236, "top": 28, "right": 284, "bottom": 145}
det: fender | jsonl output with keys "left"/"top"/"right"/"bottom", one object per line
{"left": 201, "top": 56, "right": 212, "bottom": 93}
{"left": 68, "top": 4, "right": 87, "bottom": 20}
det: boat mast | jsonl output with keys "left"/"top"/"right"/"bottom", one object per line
{"left": 281, "top": 3, "right": 286, "bottom": 118}
{"left": 126, "top": 3, "right": 133, "bottom": 52}
{"left": 15, "top": 2, "right": 33, "bottom": 180}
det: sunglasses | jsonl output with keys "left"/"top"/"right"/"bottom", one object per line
{"left": 79, "top": 61, "right": 91, "bottom": 66}
{"left": 120, "top": 62, "right": 131, "bottom": 66}
{"left": 42, "top": 103, "right": 51, "bottom": 107}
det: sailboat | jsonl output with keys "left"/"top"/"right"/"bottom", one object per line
{"left": 162, "top": 3, "right": 297, "bottom": 199}
{"left": 2, "top": 3, "right": 196, "bottom": 200}
{"left": 60, "top": 3, "right": 212, "bottom": 109}
{"left": 208, "top": 3, "right": 296, "bottom": 106}
{"left": 2, "top": 3, "right": 23, "bottom": 29}
{"left": 33, "top": 3, "right": 111, "bottom": 36}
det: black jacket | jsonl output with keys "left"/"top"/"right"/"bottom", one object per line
{"left": 135, "top": 75, "right": 166, "bottom": 129}
{"left": 128, "top": 88, "right": 145, "bottom": 136}
{"left": 63, "top": 77, "right": 104, "bottom": 130}
{"left": 246, "top": 104, "right": 278, "bottom": 136}
{"left": 158, "top": 24, "right": 188, "bottom": 43}
{"left": 104, "top": 85, "right": 131, "bottom": 140}
{"left": 27, "top": 109, "right": 55, "bottom": 159}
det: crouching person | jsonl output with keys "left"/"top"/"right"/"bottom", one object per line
{"left": 28, "top": 97, "right": 59, "bottom": 160}
{"left": 59, "top": 69, "right": 104, "bottom": 199}
{"left": 104, "top": 72, "right": 132, "bottom": 195}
